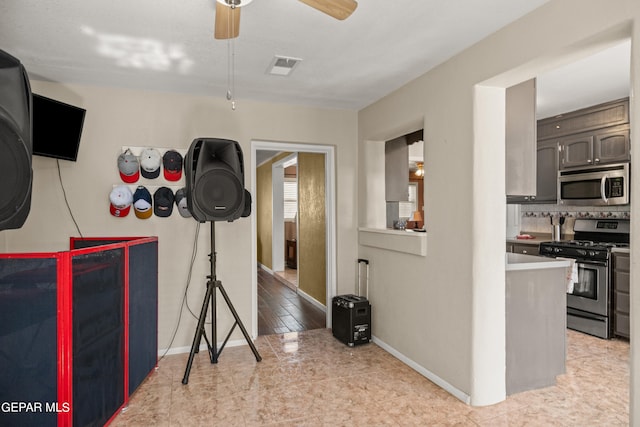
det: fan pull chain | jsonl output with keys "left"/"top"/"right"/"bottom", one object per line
{"left": 226, "top": 4, "right": 236, "bottom": 110}
{"left": 231, "top": 38, "right": 236, "bottom": 110}
{"left": 226, "top": 38, "right": 233, "bottom": 103}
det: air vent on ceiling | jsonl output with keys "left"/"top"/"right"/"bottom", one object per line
{"left": 267, "top": 55, "right": 302, "bottom": 76}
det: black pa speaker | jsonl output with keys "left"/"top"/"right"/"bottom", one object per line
{"left": 0, "top": 50, "right": 32, "bottom": 231}
{"left": 185, "top": 138, "right": 251, "bottom": 222}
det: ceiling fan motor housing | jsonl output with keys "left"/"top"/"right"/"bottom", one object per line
{"left": 219, "top": 0, "right": 248, "bottom": 7}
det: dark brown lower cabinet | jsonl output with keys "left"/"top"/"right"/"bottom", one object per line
{"left": 613, "top": 251, "right": 630, "bottom": 338}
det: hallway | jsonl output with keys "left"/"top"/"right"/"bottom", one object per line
{"left": 257, "top": 268, "right": 326, "bottom": 336}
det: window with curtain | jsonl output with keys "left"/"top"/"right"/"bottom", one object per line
{"left": 283, "top": 178, "right": 297, "bottom": 221}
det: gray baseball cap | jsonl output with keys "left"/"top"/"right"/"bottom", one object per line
{"left": 117, "top": 149, "right": 139, "bottom": 183}
{"left": 174, "top": 188, "right": 191, "bottom": 218}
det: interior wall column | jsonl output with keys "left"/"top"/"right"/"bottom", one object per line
{"left": 470, "top": 84, "right": 507, "bottom": 405}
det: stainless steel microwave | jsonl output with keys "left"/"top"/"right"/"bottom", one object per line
{"left": 558, "top": 163, "right": 630, "bottom": 206}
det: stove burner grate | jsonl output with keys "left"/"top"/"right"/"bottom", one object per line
{"left": 557, "top": 240, "right": 628, "bottom": 249}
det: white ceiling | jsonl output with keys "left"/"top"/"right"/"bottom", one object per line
{"left": 1, "top": 0, "right": 551, "bottom": 110}
{"left": 536, "top": 39, "right": 631, "bottom": 119}
{"left": 0, "top": 0, "right": 629, "bottom": 116}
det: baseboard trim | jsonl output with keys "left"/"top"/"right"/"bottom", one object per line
{"left": 297, "top": 288, "right": 327, "bottom": 312}
{"left": 159, "top": 338, "right": 250, "bottom": 357}
{"left": 258, "top": 263, "right": 274, "bottom": 275}
{"left": 372, "top": 335, "right": 471, "bottom": 405}
{"left": 161, "top": 333, "right": 470, "bottom": 405}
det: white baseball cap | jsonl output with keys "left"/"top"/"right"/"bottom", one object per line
{"left": 139, "top": 148, "right": 162, "bottom": 179}
{"left": 109, "top": 185, "right": 133, "bottom": 217}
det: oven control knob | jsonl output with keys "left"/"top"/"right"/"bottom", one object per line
{"left": 589, "top": 251, "right": 596, "bottom": 257}
{"left": 553, "top": 248, "right": 561, "bottom": 253}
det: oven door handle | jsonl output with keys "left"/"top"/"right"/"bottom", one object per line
{"left": 576, "top": 260, "right": 607, "bottom": 268}
{"left": 601, "top": 175, "right": 609, "bottom": 204}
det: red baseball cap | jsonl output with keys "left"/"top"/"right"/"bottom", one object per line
{"left": 163, "top": 150, "right": 183, "bottom": 181}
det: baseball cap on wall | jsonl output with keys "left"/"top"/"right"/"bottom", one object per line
{"left": 109, "top": 185, "right": 133, "bottom": 217}
{"left": 140, "top": 148, "right": 162, "bottom": 179}
{"left": 163, "top": 150, "right": 183, "bottom": 181}
{"left": 117, "top": 149, "right": 139, "bottom": 183}
{"left": 133, "top": 186, "right": 153, "bottom": 219}
{"left": 174, "top": 188, "right": 191, "bottom": 218}
{"left": 153, "top": 187, "right": 174, "bottom": 217}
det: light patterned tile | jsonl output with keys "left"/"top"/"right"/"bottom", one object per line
{"left": 109, "top": 328, "right": 629, "bottom": 426}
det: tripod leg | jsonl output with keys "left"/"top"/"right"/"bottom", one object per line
{"left": 182, "top": 279, "right": 215, "bottom": 384}
{"left": 210, "top": 273, "right": 218, "bottom": 364}
{"left": 216, "top": 281, "right": 262, "bottom": 362}
{"left": 182, "top": 221, "right": 261, "bottom": 379}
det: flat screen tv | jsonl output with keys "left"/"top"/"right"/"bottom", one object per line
{"left": 32, "top": 93, "right": 86, "bottom": 161}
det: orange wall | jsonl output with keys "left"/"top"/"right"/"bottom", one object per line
{"left": 298, "top": 153, "right": 326, "bottom": 305}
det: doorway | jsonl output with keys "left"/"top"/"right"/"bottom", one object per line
{"left": 250, "top": 141, "right": 336, "bottom": 337}
{"left": 271, "top": 153, "right": 298, "bottom": 290}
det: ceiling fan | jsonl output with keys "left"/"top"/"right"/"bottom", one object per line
{"left": 214, "top": 0, "right": 358, "bottom": 40}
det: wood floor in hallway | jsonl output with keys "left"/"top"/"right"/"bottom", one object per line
{"left": 257, "top": 268, "right": 326, "bottom": 336}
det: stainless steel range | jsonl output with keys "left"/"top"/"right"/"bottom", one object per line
{"left": 539, "top": 218, "right": 629, "bottom": 339}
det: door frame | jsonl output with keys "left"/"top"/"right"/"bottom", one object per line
{"left": 250, "top": 140, "right": 337, "bottom": 337}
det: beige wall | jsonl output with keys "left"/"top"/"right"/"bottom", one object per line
{"left": 298, "top": 152, "right": 326, "bottom": 305}
{"left": 3, "top": 81, "right": 358, "bottom": 355}
{"left": 358, "top": 0, "right": 640, "bottom": 411}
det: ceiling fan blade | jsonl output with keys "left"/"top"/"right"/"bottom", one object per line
{"left": 298, "top": 0, "right": 358, "bottom": 20}
{"left": 214, "top": 2, "right": 240, "bottom": 39}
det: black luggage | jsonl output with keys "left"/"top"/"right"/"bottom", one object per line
{"left": 332, "top": 259, "right": 371, "bottom": 346}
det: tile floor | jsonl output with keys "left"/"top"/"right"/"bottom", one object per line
{"left": 274, "top": 267, "right": 298, "bottom": 289}
{"left": 111, "top": 329, "right": 629, "bottom": 426}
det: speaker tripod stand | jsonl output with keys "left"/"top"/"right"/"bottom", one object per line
{"left": 182, "top": 222, "right": 261, "bottom": 384}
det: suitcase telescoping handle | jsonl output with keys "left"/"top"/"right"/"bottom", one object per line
{"left": 357, "top": 259, "right": 369, "bottom": 298}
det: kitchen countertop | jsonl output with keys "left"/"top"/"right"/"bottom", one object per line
{"left": 506, "top": 233, "right": 552, "bottom": 245}
{"left": 505, "top": 252, "right": 571, "bottom": 271}
{"left": 611, "top": 247, "right": 631, "bottom": 254}
{"left": 506, "top": 232, "right": 575, "bottom": 245}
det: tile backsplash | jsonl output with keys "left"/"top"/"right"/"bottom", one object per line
{"left": 519, "top": 203, "right": 630, "bottom": 235}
